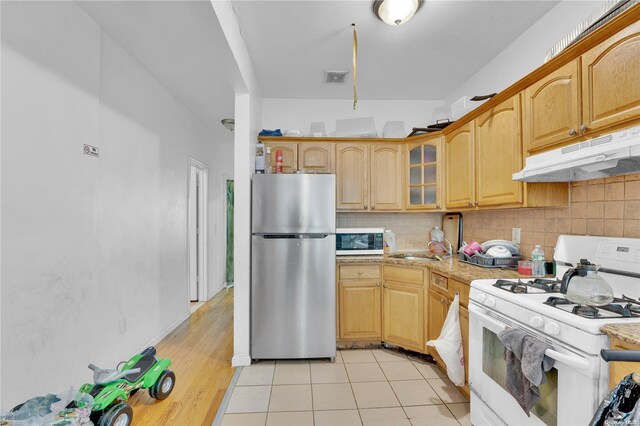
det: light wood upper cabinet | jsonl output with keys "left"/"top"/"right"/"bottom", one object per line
{"left": 298, "top": 142, "right": 334, "bottom": 173}
{"left": 475, "top": 94, "right": 523, "bottom": 207}
{"left": 264, "top": 142, "right": 298, "bottom": 173}
{"left": 581, "top": 20, "right": 640, "bottom": 134}
{"left": 336, "top": 143, "right": 369, "bottom": 210}
{"left": 406, "top": 136, "right": 443, "bottom": 210}
{"left": 370, "top": 144, "right": 403, "bottom": 211}
{"left": 445, "top": 123, "right": 475, "bottom": 209}
{"left": 523, "top": 59, "right": 581, "bottom": 153}
{"left": 338, "top": 264, "right": 382, "bottom": 341}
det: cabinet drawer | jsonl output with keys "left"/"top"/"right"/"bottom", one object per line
{"left": 383, "top": 265, "right": 425, "bottom": 285}
{"left": 339, "top": 264, "right": 380, "bottom": 280}
{"left": 449, "top": 279, "right": 470, "bottom": 307}
{"left": 431, "top": 272, "right": 448, "bottom": 293}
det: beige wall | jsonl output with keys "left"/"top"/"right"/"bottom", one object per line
{"left": 337, "top": 213, "right": 443, "bottom": 251}
{"left": 463, "top": 174, "right": 640, "bottom": 259}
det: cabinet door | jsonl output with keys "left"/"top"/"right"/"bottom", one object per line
{"left": 523, "top": 59, "right": 581, "bottom": 153}
{"left": 339, "top": 280, "right": 382, "bottom": 340}
{"left": 406, "top": 137, "right": 442, "bottom": 210}
{"left": 475, "top": 94, "right": 523, "bottom": 207}
{"left": 582, "top": 20, "right": 640, "bottom": 134}
{"left": 336, "top": 143, "right": 369, "bottom": 210}
{"left": 427, "top": 287, "right": 449, "bottom": 360}
{"left": 265, "top": 143, "right": 298, "bottom": 173}
{"left": 383, "top": 281, "right": 424, "bottom": 352}
{"left": 298, "top": 142, "right": 334, "bottom": 173}
{"left": 370, "top": 144, "right": 403, "bottom": 211}
{"left": 459, "top": 305, "right": 469, "bottom": 386}
{"left": 445, "top": 123, "right": 475, "bottom": 209}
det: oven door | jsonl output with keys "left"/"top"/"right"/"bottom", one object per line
{"left": 469, "top": 302, "right": 602, "bottom": 426}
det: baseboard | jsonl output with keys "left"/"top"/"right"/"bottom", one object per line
{"left": 137, "top": 310, "right": 190, "bottom": 353}
{"left": 232, "top": 355, "right": 251, "bottom": 367}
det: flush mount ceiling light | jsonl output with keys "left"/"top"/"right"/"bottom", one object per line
{"left": 373, "top": 0, "right": 423, "bottom": 26}
{"left": 221, "top": 118, "right": 235, "bottom": 131}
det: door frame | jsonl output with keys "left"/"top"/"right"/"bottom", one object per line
{"left": 187, "top": 157, "right": 208, "bottom": 303}
{"left": 222, "top": 173, "right": 234, "bottom": 289}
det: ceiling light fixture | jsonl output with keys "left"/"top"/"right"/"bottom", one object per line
{"left": 221, "top": 118, "right": 235, "bottom": 131}
{"left": 373, "top": 0, "right": 422, "bottom": 26}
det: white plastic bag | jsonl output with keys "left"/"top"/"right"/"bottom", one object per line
{"left": 426, "top": 293, "right": 465, "bottom": 386}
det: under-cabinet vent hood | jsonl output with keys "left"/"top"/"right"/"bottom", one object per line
{"left": 513, "top": 125, "right": 640, "bottom": 182}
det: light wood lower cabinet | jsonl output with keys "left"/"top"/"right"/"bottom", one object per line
{"left": 608, "top": 336, "right": 640, "bottom": 389}
{"left": 337, "top": 264, "right": 382, "bottom": 341}
{"left": 383, "top": 281, "right": 424, "bottom": 352}
{"left": 459, "top": 305, "right": 469, "bottom": 386}
{"left": 427, "top": 287, "right": 448, "bottom": 361}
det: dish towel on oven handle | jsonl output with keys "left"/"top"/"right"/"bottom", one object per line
{"left": 426, "top": 294, "right": 465, "bottom": 386}
{"left": 498, "top": 328, "right": 555, "bottom": 415}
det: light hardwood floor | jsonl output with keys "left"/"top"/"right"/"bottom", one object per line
{"left": 128, "top": 288, "right": 235, "bottom": 425}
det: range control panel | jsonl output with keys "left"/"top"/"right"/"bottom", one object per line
{"left": 597, "top": 242, "right": 640, "bottom": 264}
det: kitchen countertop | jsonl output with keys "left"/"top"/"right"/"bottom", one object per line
{"left": 602, "top": 324, "right": 640, "bottom": 346}
{"left": 337, "top": 251, "right": 525, "bottom": 284}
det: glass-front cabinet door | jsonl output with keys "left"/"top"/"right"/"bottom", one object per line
{"left": 406, "top": 135, "right": 443, "bottom": 210}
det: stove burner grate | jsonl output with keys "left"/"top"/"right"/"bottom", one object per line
{"left": 493, "top": 278, "right": 562, "bottom": 294}
{"left": 543, "top": 296, "right": 640, "bottom": 319}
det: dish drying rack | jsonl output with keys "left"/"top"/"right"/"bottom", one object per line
{"left": 458, "top": 252, "right": 521, "bottom": 269}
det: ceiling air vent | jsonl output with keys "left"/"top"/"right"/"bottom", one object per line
{"left": 324, "top": 71, "right": 349, "bottom": 84}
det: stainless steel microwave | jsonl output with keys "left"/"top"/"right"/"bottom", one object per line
{"left": 336, "top": 228, "right": 385, "bottom": 255}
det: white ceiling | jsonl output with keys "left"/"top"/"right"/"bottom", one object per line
{"left": 78, "top": 0, "right": 239, "bottom": 141}
{"left": 232, "top": 0, "right": 560, "bottom": 100}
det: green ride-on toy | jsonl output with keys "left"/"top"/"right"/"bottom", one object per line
{"left": 79, "top": 346, "right": 175, "bottom": 426}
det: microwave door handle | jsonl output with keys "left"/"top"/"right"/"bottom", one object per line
{"left": 544, "top": 349, "right": 590, "bottom": 371}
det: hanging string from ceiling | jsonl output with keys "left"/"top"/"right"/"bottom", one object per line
{"left": 352, "top": 23, "right": 358, "bottom": 110}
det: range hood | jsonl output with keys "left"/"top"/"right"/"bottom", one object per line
{"left": 513, "top": 125, "right": 640, "bottom": 182}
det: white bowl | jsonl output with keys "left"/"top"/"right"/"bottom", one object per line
{"left": 486, "top": 246, "right": 512, "bottom": 258}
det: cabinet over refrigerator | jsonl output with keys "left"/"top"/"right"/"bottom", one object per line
{"left": 251, "top": 174, "right": 336, "bottom": 360}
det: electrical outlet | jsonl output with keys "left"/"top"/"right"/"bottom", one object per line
{"left": 512, "top": 227, "right": 521, "bottom": 244}
{"left": 119, "top": 318, "right": 127, "bottom": 335}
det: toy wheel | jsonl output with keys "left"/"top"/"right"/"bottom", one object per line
{"left": 98, "top": 403, "right": 133, "bottom": 426}
{"left": 149, "top": 369, "right": 175, "bottom": 400}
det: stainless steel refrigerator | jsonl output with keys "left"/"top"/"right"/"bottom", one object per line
{"left": 251, "top": 173, "right": 336, "bottom": 360}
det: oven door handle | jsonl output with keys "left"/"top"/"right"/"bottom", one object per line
{"left": 470, "top": 303, "right": 591, "bottom": 371}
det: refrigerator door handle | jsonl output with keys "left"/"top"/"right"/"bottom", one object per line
{"left": 256, "top": 234, "right": 331, "bottom": 239}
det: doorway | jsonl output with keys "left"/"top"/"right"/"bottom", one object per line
{"left": 225, "top": 179, "right": 234, "bottom": 288}
{"left": 188, "top": 158, "right": 208, "bottom": 305}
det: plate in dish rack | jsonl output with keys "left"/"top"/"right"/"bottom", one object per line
{"left": 481, "top": 240, "right": 520, "bottom": 255}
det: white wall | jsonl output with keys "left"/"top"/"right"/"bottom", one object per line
{"left": 0, "top": 1, "right": 233, "bottom": 408}
{"left": 447, "top": 0, "right": 609, "bottom": 106}
{"left": 261, "top": 98, "right": 447, "bottom": 136}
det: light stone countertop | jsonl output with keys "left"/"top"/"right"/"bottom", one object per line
{"left": 337, "top": 251, "right": 525, "bottom": 284}
{"left": 602, "top": 324, "right": 640, "bottom": 346}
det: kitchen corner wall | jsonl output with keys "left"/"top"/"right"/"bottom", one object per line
{"left": 463, "top": 174, "right": 640, "bottom": 259}
{"left": 337, "top": 213, "right": 443, "bottom": 251}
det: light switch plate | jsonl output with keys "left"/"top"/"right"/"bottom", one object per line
{"left": 512, "top": 228, "right": 521, "bottom": 244}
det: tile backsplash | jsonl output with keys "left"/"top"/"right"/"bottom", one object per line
{"left": 462, "top": 174, "right": 640, "bottom": 259}
{"left": 337, "top": 213, "right": 443, "bottom": 251}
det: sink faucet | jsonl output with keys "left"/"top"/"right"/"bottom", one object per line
{"left": 428, "top": 238, "right": 454, "bottom": 258}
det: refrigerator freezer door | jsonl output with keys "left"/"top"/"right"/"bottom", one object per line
{"left": 251, "top": 234, "right": 336, "bottom": 359}
{"left": 252, "top": 174, "right": 336, "bottom": 234}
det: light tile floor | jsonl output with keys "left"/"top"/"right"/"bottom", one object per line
{"left": 221, "top": 349, "right": 470, "bottom": 426}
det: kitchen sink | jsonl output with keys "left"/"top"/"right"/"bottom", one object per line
{"left": 387, "top": 253, "right": 441, "bottom": 261}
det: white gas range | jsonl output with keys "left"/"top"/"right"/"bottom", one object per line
{"left": 469, "top": 235, "right": 640, "bottom": 426}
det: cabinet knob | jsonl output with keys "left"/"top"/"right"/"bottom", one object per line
{"left": 358, "top": 270, "right": 363, "bottom": 275}
{"left": 436, "top": 203, "right": 441, "bottom": 209}
{"left": 364, "top": 204, "right": 368, "bottom": 209}
{"left": 383, "top": 282, "right": 388, "bottom": 288}
{"left": 568, "top": 128, "right": 577, "bottom": 136}
{"left": 372, "top": 206, "right": 376, "bottom": 210}
{"left": 468, "top": 201, "right": 473, "bottom": 207}
{"left": 580, "top": 124, "right": 588, "bottom": 133}
{"left": 376, "top": 282, "right": 381, "bottom": 287}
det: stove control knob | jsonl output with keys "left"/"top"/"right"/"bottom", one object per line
{"left": 545, "top": 322, "right": 561, "bottom": 335}
{"left": 529, "top": 316, "right": 544, "bottom": 329}
{"left": 485, "top": 297, "right": 496, "bottom": 308}
{"left": 477, "top": 293, "right": 487, "bottom": 304}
